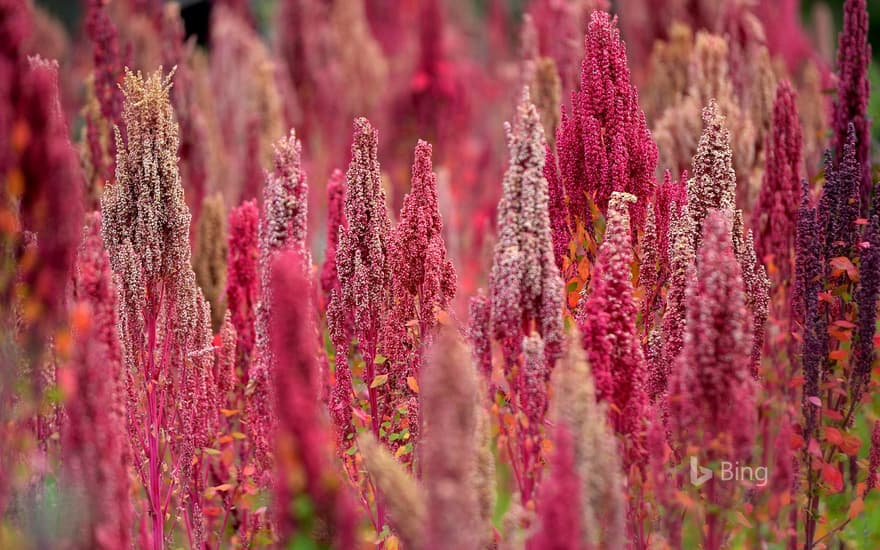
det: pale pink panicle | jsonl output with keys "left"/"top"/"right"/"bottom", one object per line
{"left": 687, "top": 100, "right": 737, "bottom": 248}
{"left": 250, "top": 129, "right": 310, "bottom": 469}
{"left": 669, "top": 209, "right": 757, "bottom": 460}
{"left": 489, "top": 88, "right": 564, "bottom": 366}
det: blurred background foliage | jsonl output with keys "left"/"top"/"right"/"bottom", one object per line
{"left": 35, "top": 0, "right": 880, "bottom": 144}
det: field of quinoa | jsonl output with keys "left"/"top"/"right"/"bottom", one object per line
{"left": 2, "top": 0, "right": 880, "bottom": 548}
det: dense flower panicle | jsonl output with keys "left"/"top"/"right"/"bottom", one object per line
{"left": 327, "top": 117, "right": 392, "bottom": 445}
{"left": 193, "top": 193, "right": 229, "bottom": 331}
{"left": 330, "top": 118, "right": 391, "bottom": 356}
{"left": 754, "top": 81, "right": 804, "bottom": 284}
{"left": 555, "top": 11, "right": 658, "bottom": 232}
{"left": 259, "top": 130, "right": 309, "bottom": 261}
{"left": 819, "top": 127, "right": 861, "bottom": 258}
{"left": 850, "top": 216, "right": 880, "bottom": 402}
{"left": 489, "top": 89, "right": 564, "bottom": 365}
{"left": 384, "top": 140, "right": 457, "bottom": 366}
{"left": 64, "top": 212, "right": 131, "bottom": 550}
{"left": 270, "top": 250, "right": 358, "bottom": 549}
{"left": 16, "top": 56, "right": 85, "bottom": 348}
{"left": 528, "top": 422, "right": 585, "bottom": 550}
{"left": 793, "top": 184, "right": 826, "bottom": 440}
{"left": 320, "top": 169, "right": 346, "bottom": 305}
{"left": 832, "top": 0, "right": 871, "bottom": 206}
{"left": 101, "top": 68, "right": 192, "bottom": 300}
{"left": 791, "top": 181, "right": 821, "bottom": 326}
{"left": 225, "top": 199, "right": 259, "bottom": 377}
{"left": 577, "top": 192, "right": 648, "bottom": 444}
{"left": 467, "top": 291, "right": 492, "bottom": 378}
{"left": 551, "top": 330, "right": 626, "bottom": 549}
{"left": 422, "top": 328, "right": 480, "bottom": 550}
{"left": 100, "top": 68, "right": 209, "bottom": 547}
{"left": 250, "top": 129, "right": 310, "bottom": 468}
{"left": 670, "top": 209, "right": 756, "bottom": 460}
{"left": 687, "top": 100, "right": 736, "bottom": 248}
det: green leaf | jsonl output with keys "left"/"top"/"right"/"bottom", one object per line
{"left": 374, "top": 354, "right": 387, "bottom": 364}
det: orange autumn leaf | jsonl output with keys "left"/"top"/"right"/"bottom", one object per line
{"left": 840, "top": 434, "right": 862, "bottom": 456}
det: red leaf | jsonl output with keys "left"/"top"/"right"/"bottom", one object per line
{"left": 822, "top": 463, "right": 844, "bottom": 493}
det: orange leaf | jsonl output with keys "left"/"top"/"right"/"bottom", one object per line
{"left": 821, "top": 463, "right": 844, "bottom": 493}
{"left": 840, "top": 434, "right": 862, "bottom": 456}
{"left": 829, "top": 349, "right": 848, "bottom": 361}
{"left": 220, "top": 408, "right": 240, "bottom": 417}
{"left": 406, "top": 376, "right": 420, "bottom": 394}
{"left": 848, "top": 497, "right": 865, "bottom": 519}
{"left": 829, "top": 256, "right": 859, "bottom": 281}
